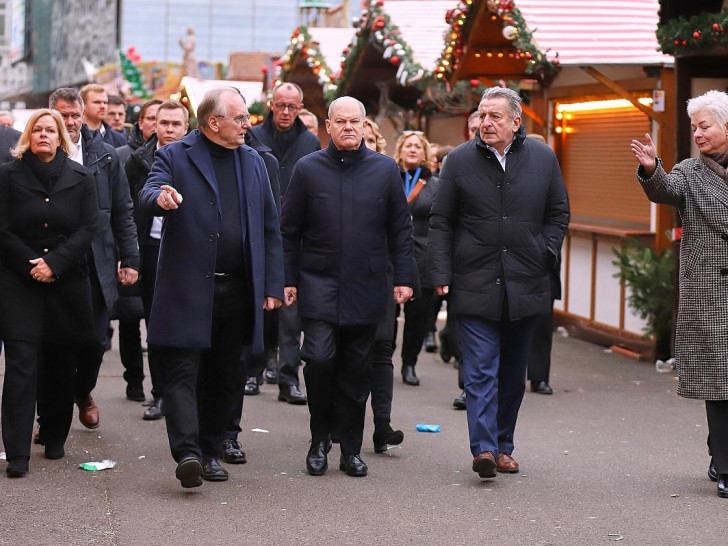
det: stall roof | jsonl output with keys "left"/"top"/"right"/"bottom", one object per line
{"left": 307, "top": 27, "right": 357, "bottom": 76}
{"left": 181, "top": 77, "right": 264, "bottom": 113}
{"left": 516, "top": 0, "right": 673, "bottom": 65}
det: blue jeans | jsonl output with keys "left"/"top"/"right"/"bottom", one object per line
{"left": 456, "top": 314, "right": 536, "bottom": 458}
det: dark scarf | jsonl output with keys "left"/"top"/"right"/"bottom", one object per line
{"left": 700, "top": 148, "right": 728, "bottom": 183}
{"left": 23, "top": 148, "right": 68, "bottom": 190}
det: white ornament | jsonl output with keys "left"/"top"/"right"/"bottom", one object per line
{"left": 502, "top": 25, "right": 517, "bottom": 40}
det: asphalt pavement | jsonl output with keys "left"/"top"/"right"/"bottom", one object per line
{"left": 1, "top": 322, "right": 727, "bottom": 546}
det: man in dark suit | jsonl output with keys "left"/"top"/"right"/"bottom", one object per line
{"left": 48, "top": 88, "right": 139, "bottom": 432}
{"left": 251, "top": 82, "right": 319, "bottom": 404}
{"left": 281, "top": 96, "right": 415, "bottom": 478}
{"left": 428, "top": 87, "right": 569, "bottom": 480}
{"left": 80, "top": 84, "right": 127, "bottom": 147}
{"left": 138, "top": 87, "right": 284, "bottom": 488}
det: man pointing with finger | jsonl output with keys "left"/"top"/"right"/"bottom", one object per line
{"left": 281, "top": 96, "right": 415, "bottom": 478}
{"left": 139, "top": 87, "right": 284, "bottom": 488}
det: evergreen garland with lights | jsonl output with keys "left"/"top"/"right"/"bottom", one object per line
{"left": 273, "top": 26, "right": 338, "bottom": 100}
{"left": 656, "top": 9, "right": 728, "bottom": 55}
{"left": 434, "top": 0, "right": 559, "bottom": 87}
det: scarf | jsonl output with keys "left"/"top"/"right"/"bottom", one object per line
{"left": 23, "top": 148, "right": 68, "bottom": 190}
{"left": 700, "top": 148, "right": 728, "bottom": 183}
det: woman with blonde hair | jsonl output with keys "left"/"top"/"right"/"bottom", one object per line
{"left": 0, "top": 109, "right": 98, "bottom": 477}
{"left": 393, "top": 130, "right": 439, "bottom": 386}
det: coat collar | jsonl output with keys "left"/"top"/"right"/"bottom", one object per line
{"left": 325, "top": 137, "right": 368, "bottom": 166}
{"left": 9, "top": 157, "right": 88, "bottom": 195}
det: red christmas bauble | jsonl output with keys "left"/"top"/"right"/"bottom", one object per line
{"left": 390, "top": 55, "right": 400, "bottom": 65}
{"left": 261, "top": 65, "right": 268, "bottom": 74}
{"left": 714, "top": 23, "right": 720, "bottom": 31}
{"left": 375, "top": 20, "right": 385, "bottom": 29}
{"left": 470, "top": 78, "right": 479, "bottom": 87}
{"left": 693, "top": 31, "right": 701, "bottom": 39}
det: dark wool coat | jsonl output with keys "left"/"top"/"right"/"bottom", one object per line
{"left": 81, "top": 125, "right": 139, "bottom": 312}
{"left": 0, "top": 158, "right": 98, "bottom": 343}
{"left": 138, "top": 130, "right": 284, "bottom": 354}
{"left": 101, "top": 121, "right": 128, "bottom": 148}
{"left": 638, "top": 158, "right": 728, "bottom": 400}
{"left": 281, "top": 139, "right": 415, "bottom": 326}
{"left": 427, "top": 129, "right": 570, "bottom": 320}
{"left": 250, "top": 114, "right": 320, "bottom": 196}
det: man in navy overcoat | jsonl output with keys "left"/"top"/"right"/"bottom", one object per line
{"left": 139, "top": 88, "right": 284, "bottom": 488}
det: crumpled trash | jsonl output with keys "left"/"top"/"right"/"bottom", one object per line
{"left": 251, "top": 428, "right": 269, "bottom": 433}
{"left": 79, "top": 459, "right": 116, "bottom": 471}
{"left": 416, "top": 424, "right": 441, "bottom": 433}
{"left": 655, "top": 358, "right": 675, "bottom": 373}
{"left": 0, "top": 451, "right": 6, "bottom": 460}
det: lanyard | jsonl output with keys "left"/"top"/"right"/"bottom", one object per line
{"left": 404, "top": 167, "right": 422, "bottom": 198}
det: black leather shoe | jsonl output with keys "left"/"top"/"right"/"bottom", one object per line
{"left": 6, "top": 457, "right": 29, "bottom": 478}
{"left": 531, "top": 381, "right": 553, "bottom": 395}
{"left": 453, "top": 390, "right": 466, "bottom": 410}
{"left": 424, "top": 331, "right": 437, "bottom": 353}
{"left": 709, "top": 458, "right": 718, "bottom": 482}
{"left": 439, "top": 329, "right": 452, "bottom": 363}
{"left": 244, "top": 376, "right": 260, "bottom": 396}
{"left": 373, "top": 422, "right": 404, "bottom": 453}
{"left": 126, "top": 384, "right": 145, "bottom": 402}
{"left": 222, "top": 438, "right": 247, "bottom": 464}
{"left": 201, "top": 458, "right": 229, "bottom": 482}
{"left": 176, "top": 456, "right": 203, "bottom": 488}
{"left": 263, "top": 366, "right": 279, "bottom": 384}
{"left": 143, "top": 397, "right": 164, "bottom": 420}
{"left": 718, "top": 475, "right": 728, "bottom": 498}
{"left": 339, "top": 454, "right": 368, "bottom": 477}
{"left": 306, "top": 437, "right": 332, "bottom": 476}
{"left": 402, "top": 365, "right": 420, "bottom": 386}
{"left": 278, "top": 385, "right": 307, "bottom": 405}
{"left": 44, "top": 445, "right": 65, "bottom": 460}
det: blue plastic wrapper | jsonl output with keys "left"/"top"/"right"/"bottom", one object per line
{"left": 415, "top": 424, "right": 441, "bottom": 433}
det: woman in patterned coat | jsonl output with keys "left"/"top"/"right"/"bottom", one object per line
{"left": 631, "top": 89, "right": 728, "bottom": 499}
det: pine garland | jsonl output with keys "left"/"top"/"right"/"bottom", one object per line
{"left": 657, "top": 9, "right": 728, "bottom": 55}
{"left": 273, "top": 26, "right": 338, "bottom": 99}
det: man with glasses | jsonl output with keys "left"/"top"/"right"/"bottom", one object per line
{"left": 117, "top": 100, "right": 162, "bottom": 165}
{"left": 138, "top": 88, "right": 283, "bottom": 488}
{"left": 251, "top": 83, "right": 320, "bottom": 405}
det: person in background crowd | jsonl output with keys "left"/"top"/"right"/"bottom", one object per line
{"left": 631, "top": 89, "right": 728, "bottom": 499}
{"left": 107, "top": 95, "right": 128, "bottom": 134}
{"left": 467, "top": 110, "right": 480, "bottom": 141}
{"left": 281, "top": 97, "right": 414, "bottom": 478}
{"left": 124, "top": 101, "right": 189, "bottom": 420}
{"left": 117, "top": 100, "right": 162, "bottom": 165}
{"left": 0, "top": 110, "right": 16, "bottom": 128}
{"left": 393, "top": 130, "right": 440, "bottom": 387}
{"left": 298, "top": 109, "right": 319, "bottom": 137}
{"left": 48, "top": 87, "right": 139, "bottom": 432}
{"left": 428, "top": 87, "right": 569, "bottom": 480}
{"left": 525, "top": 133, "right": 558, "bottom": 396}
{"left": 138, "top": 88, "right": 283, "bottom": 488}
{"left": 362, "top": 118, "right": 405, "bottom": 453}
{"left": 0, "top": 123, "right": 21, "bottom": 164}
{"left": 251, "top": 82, "right": 319, "bottom": 405}
{"left": 80, "top": 84, "right": 126, "bottom": 147}
{"left": 0, "top": 109, "right": 98, "bottom": 477}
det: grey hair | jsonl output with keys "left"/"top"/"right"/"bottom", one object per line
{"left": 687, "top": 90, "right": 728, "bottom": 126}
{"left": 49, "top": 87, "right": 84, "bottom": 110}
{"left": 0, "top": 110, "right": 15, "bottom": 122}
{"left": 328, "top": 96, "right": 366, "bottom": 119}
{"left": 197, "top": 87, "right": 246, "bottom": 129}
{"left": 480, "top": 87, "right": 522, "bottom": 119}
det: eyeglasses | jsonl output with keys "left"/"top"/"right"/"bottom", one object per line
{"left": 214, "top": 114, "right": 251, "bottom": 126}
{"left": 142, "top": 116, "right": 157, "bottom": 122}
{"left": 402, "top": 130, "right": 424, "bottom": 136}
{"left": 273, "top": 103, "right": 301, "bottom": 112}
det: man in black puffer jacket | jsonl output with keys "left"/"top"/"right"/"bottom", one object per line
{"left": 428, "top": 87, "right": 569, "bottom": 481}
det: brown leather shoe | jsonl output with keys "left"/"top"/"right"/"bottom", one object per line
{"left": 75, "top": 395, "right": 100, "bottom": 429}
{"left": 496, "top": 453, "right": 519, "bottom": 473}
{"left": 472, "top": 451, "right": 496, "bottom": 478}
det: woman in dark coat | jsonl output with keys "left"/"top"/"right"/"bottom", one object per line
{"left": 0, "top": 109, "right": 98, "bottom": 477}
{"left": 393, "top": 131, "right": 440, "bottom": 386}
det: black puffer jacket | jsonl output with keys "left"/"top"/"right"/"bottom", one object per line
{"left": 427, "top": 128, "right": 569, "bottom": 320}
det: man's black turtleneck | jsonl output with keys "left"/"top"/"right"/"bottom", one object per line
{"left": 202, "top": 133, "right": 244, "bottom": 274}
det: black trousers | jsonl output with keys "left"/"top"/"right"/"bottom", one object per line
{"left": 119, "top": 317, "right": 144, "bottom": 387}
{"left": 278, "top": 302, "right": 301, "bottom": 388}
{"left": 301, "top": 319, "right": 376, "bottom": 456}
{"left": 527, "top": 307, "right": 554, "bottom": 383}
{"left": 141, "top": 239, "right": 164, "bottom": 398}
{"left": 2, "top": 340, "right": 77, "bottom": 459}
{"left": 160, "top": 277, "right": 248, "bottom": 462}
{"left": 400, "top": 287, "right": 434, "bottom": 368}
{"left": 370, "top": 338, "right": 394, "bottom": 421}
{"left": 74, "top": 270, "right": 110, "bottom": 399}
{"left": 706, "top": 400, "right": 728, "bottom": 474}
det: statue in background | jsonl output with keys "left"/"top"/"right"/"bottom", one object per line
{"left": 179, "top": 26, "right": 199, "bottom": 77}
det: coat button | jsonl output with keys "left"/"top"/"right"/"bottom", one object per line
{"left": 44, "top": 198, "right": 50, "bottom": 203}
{"left": 502, "top": 247, "right": 507, "bottom": 252}
{"left": 208, "top": 235, "right": 215, "bottom": 242}
{"left": 496, "top": 277, "right": 501, "bottom": 285}
{"left": 43, "top": 222, "right": 49, "bottom": 228}
{"left": 496, "top": 184, "right": 501, "bottom": 189}
{"left": 205, "top": 272, "right": 212, "bottom": 278}
{"left": 502, "top": 215, "right": 508, "bottom": 220}
{"left": 43, "top": 248, "right": 49, "bottom": 253}
{"left": 722, "top": 234, "right": 728, "bottom": 241}
{"left": 722, "top": 268, "right": 728, "bottom": 277}
{"left": 210, "top": 200, "right": 215, "bottom": 205}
